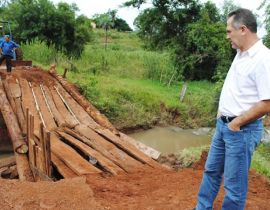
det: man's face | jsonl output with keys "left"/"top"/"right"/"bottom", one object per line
{"left": 226, "top": 16, "right": 243, "bottom": 50}
{"left": 5, "top": 37, "right": 10, "bottom": 42}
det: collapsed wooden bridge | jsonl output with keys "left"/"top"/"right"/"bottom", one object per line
{"left": 0, "top": 66, "right": 162, "bottom": 181}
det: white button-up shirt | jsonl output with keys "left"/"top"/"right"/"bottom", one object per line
{"left": 219, "top": 40, "right": 270, "bottom": 117}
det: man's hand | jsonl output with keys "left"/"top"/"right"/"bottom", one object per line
{"left": 228, "top": 100, "right": 270, "bottom": 131}
{"left": 228, "top": 118, "right": 241, "bottom": 131}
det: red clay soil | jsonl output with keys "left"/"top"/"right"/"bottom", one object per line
{"left": 0, "top": 162, "right": 269, "bottom": 210}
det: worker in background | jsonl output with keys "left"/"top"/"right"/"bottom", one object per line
{"left": 0, "top": 35, "right": 19, "bottom": 72}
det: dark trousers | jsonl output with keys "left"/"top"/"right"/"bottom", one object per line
{"left": 0, "top": 54, "right": 13, "bottom": 72}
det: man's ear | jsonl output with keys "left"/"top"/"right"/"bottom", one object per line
{"left": 240, "top": 25, "right": 248, "bottom": 35}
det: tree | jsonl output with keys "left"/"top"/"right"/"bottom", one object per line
{"left": 127, "top": 0, "right": 234, "bottom": 81}
{"left": 220, "top": 0, "right": 240, "bottom": 23}
{"left": 182, "top": 8, "right": 232, "bottom": 80}
{"left": 122, "top": 0, "right": 146, "bottom": 9}
{"left": 2, "top": 0, "right": 92, "bottom": 58}
{"left": 134, "top": 0, "right": 202, "bottom": 49}
{"left": 93, "top": 10, "right": 115, "bottom": 29}
{"left": 114, "top": 18, "right": 132, "bottom": 31}
{"left": 93, "top": 10, "right": 132, "bottom": 31}
{"left": 261, "top": 0, "right": 270, "bottom": 47}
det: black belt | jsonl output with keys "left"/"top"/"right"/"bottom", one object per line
{"left": 220, "top": 115, "right": 236, "bottom": 123}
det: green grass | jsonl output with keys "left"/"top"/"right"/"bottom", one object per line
{"left": 65, "top": 72, "right": 216, "bottom": 129}
{"left": 21, "top": 28, "right": 217, "bottom": 129}
{"left": 251, "top": 142, "right": 270, "bottom": 178}
{"left": 20, "top": 28, "right": 270, "bottom": 177}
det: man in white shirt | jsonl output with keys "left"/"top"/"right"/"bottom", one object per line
{"left": 195, "top": 8, "right": 270, "bottom": 210}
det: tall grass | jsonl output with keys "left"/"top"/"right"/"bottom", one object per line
{"left": 21, "top": 30, "right": 177, "bottom": 84}
{"left": 251, "top": 142, "right": 270, "bottom": 178}
{"left": 21, "top": 29, "right": 217, "bottom": 129}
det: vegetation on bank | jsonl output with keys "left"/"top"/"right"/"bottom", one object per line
{"left": 21, "top": 29, "right": 270, "bottom": 178}
{"left": 22, "top": 29, "right": 217, "bottom": 130}
{"left": 252, "top": 142, "right": 270, "bottom": 178}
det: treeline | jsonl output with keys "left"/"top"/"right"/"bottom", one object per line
{"left": 0, "top": 0, "right": 92, "bottom": 58}
{"left": 125, "top": 0, "right": 270, "bottom": 82}
{"left": 1, "top": 0, "right": 270, "bottom": 83}
{"left": 0, "top": 0, "right": 131, "bottom": 58}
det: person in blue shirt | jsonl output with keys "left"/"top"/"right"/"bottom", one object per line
{"left": 0, "top": 35, "right": 20, "bottom": 72}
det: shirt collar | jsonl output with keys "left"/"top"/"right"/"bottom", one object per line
{"left": 243, "top": 39, "right": 263, "bottom": 57}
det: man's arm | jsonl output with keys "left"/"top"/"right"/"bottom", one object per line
{"left": 229, "top": 100, "right": 270, "bottom": 131}
{"left": 12, "top": 41, "right": 19, "bottom": 49}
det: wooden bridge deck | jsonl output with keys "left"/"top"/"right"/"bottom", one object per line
{"left": 0, "top": 66, "right": 162, "bottom": 181}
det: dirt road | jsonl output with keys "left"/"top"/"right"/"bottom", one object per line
{"left": 0, "top": 160, "right": 269, "bottom": 210}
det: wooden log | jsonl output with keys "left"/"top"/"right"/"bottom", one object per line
{"left": 0, "top": 155, "right": 16, "bottom": 168}
{"left": 57, "top": 85, "right": 99, "bottom": 127}
{"left": 43, "top": 128, "right": 52, "bottom": 176}
{"left": 33, "top": 85, "right": 57, "bottom": 130}
{"left": 19, "top": 79, "right": 40, "bottom": 135}
{"left": 74, "top": 125, "right": 144, "bottom": 173}
{"left": 51, "top": 153, "right": 77, "bottom": 179}
{"left": 96, "top": 128, "right": 163, "bottom": 169}
{"left": 64, "top": 127, "right": 130, "bottom": 172}
{"left": 7, "top": 78, "right": 27, "bottom": 135}
{"left": 57, "top": 131, "right": 124, "bottom": 175}
{"left": 119, "top": 132, "right": 161, "bottom": 160}
{"left": 27, "top": 109, "right": 36, "bottom": 180}
{"left": 0, "top": 165, "right": 17, "bottom": 178}
{"left": 50, "top": 133, "right": 101, "bottom": 175}
{"left": 14, "top": 98, "right": 27, "bottom": 135}
{"left": 0, "top": 166, "right": 9, "bottom": 175}
{"left": 49, "top": 71, "right": 117, "bottom": 133}
{"left": 50, "top": 88, "right": 79, "bottom": 128}
{"left": 2, "top": 79, "right": 16, "bottom": 113}
{"left": 42, "top": 85, "right": 66, "bottom": 127}
{"left": 15, "top": 153, "right": 34, "bottom": 181}
{"left": 0, "top": 79, "right": 28, "bottom": 154}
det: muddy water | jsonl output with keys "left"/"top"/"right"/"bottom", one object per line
{"left": 130, "top": 126, "right": 212, "bottom": 154}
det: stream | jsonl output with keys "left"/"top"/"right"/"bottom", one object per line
{"left": 129, "top": 126, "right": 213, "bottom": 154}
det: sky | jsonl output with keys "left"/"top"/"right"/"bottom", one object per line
{"left": 52, "top": 0, "right": 266, "bottom": 37}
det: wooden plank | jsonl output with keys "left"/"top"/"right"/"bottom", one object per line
{"left": 33, "top": 85, "right": 57, "bottom": 131}
{"left": 27, "top": 109, "right": 36, "bottom": 173}
{"left": 64, "top": 127, "right": 130, "bottom": 172}
{"left": 96, "top": 128, "right": 163, "bottom": 169}
{"left": 50, "top": 133, "right": 101, "bottom": 175}
{"left": 14, "top": 98, "right": 27, "bottom": 135}
{"left": 28, "top": 139, "right": 36, "bottom": 169}
{"left": 49, "top": 71, "right": 117, "bottom": 133}
{"left": 0, "top": 156, "right": 16, "bottom": 168}
{"left": 8, "top": 79, "right": 22, "bottom": 98}
{"left": 7, "top": 78, "right": 27, "bottom": 135}
{"left": 38, "top": 123, "right": 47, "bottom": 174}
{"left": 57, "top": 85, "right": 98, "bottom": 127}
{"left": 74, "top": 125, "right": 144, "bottom": 173}
{"left": 19, "top": 78, "right": 40, "bottom": 135}
{"left": 51, "top": 153, "right": 77, "bottom": 179}
{"left": 119, "top": 132, "right": 161, "bottom": 160}
{"left": 50, "top": 88, "right": 79, "bottom": 128}
{"left": 34, "top": 145, "right": 42, "bottom": 181}
{"left": 42, "top": 85, "right": 66, "bottom": 127}
{"left": 57, "top": 131, "right": 124, "bottom": 175}
{"left": 44, "top": 131, "right": 52, "bottom": 176}
{"left": 15, "top": 153, "right": 34, "bottom": 181}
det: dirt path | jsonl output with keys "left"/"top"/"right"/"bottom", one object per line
{"left": 0, "top": 166, "right": 269, "bottom": 210}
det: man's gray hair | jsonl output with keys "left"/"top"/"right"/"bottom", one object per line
{"left": 228, "top": 8, "right": 257, "bottom": 33}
